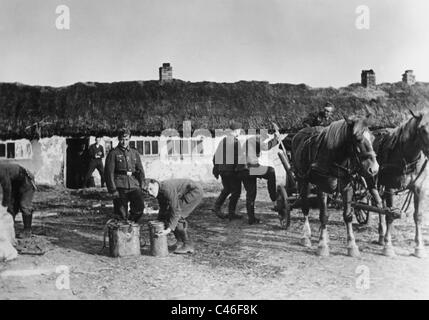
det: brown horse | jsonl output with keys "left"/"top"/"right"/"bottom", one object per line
{"left": 291, "top": 116, "right": 379, "bottom": 257}
{"left": 369, "top": 111, "right": 429, "bottom": 258}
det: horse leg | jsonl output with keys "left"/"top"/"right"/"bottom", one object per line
{"left": 382, "top": 188, "right": 396, "bottom": 257}
{"left": 343, "top": 182, "right": 360, "bottom": 257}
{"left": 300, "top": 182, "right": 312, "bottom": 247}
{"left": 378, "top": 214, "right": 386, "bottom": 246}
{"left": 413, "top": 184, "right": 427, "bottom": 258}
{"left": 375, "top": 189, "right": 386, "bottom": 245}
{"left": 316, "top": 190, "right": 330, "bottom": 256}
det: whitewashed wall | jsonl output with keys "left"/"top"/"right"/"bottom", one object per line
{"left": 0, "top": 137, "right": 66, "bottom": 185}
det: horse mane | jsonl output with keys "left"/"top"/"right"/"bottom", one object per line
{"left": 323, "top": 119, "right": 350, "bottom": 149}
{"left": 390, "top": 114, "right": 421, "bottom": 147}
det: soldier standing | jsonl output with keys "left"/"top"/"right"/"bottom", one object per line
{"left": 104, "top": 129, "right": 145, "bottom": 222}
{"left": 143, "top": 178, "right": 204, "bottom": 254}
{"left": 84, "top": 136, "right": 105, "bottom": 188}
{"left": 0, "top": 163, "right": 36, "bottom": 238}
{"left": 212, "top": 121, "right": 245, "bottom": 220}
{"left": 241, "top": 130, "right": 280, "bottom": 224}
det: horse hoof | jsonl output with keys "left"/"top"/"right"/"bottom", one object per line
{"left": 301, "top": 237, "right": 312, "bottom": 248}
{"left": 317, "top": 245, "right": 330, "bottom": 257}
{"left": 347, "top": 246, "right": 360, "bottom": 258}
{"left": 413, "top": 248, "right": 427, "bottom": 258}
{"left": 383, "top": 245, "right": 396, "bottom": 257}
{"left": 377, "top": 237, "right": 385, "bottom": 246}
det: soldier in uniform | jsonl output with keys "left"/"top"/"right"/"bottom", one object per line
{"left": 143, "top": 178, "right": 204, "bottom": 254}
{"left": 212, "top": 121, "right": 245, "bottom": 220}
{"left": 104, "top": 129, "right": 145, "bottom": 222}
{"left": 302, "top": 102, "right": 335, "bottom": 128}
{"left": 241, "top": 130, "right": 281, "bottom": 224}
{"left": 0, "top": 163, "right": 36, "bottom": 238}
{"left": 84, "top": 136, "right": 105, "bottom": 188}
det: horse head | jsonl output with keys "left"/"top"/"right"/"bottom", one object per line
{"left": 344, "top": 115, "right": 379, "bottom": 177}
{"left": 410, "top": 110, "right": 429, "bottom": 158}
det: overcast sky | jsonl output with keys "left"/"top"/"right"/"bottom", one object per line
{"left": 0, "top": 0, "right": 428, "bottom": 87}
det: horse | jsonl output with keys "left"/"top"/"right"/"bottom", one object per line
{"left": 368, "top": 111, "right": 429, "bottom": 258}
{"left": 290, "top": 116, "right": 379, "bottom": 257}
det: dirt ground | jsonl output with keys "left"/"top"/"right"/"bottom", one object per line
{"left": 1, "top": 181, "right": 429, "bottom": 300}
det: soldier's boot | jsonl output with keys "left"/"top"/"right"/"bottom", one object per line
{"left": 170, "top": 229, "right": 184, "bottom": 251}
{"left": 128, "top": 212, "right": 143, "bottom": 224}
{"left": 227, "top": 194, "right": 242, "bottom": 220}
{"left": 22, "top": 214, "right": 33, "bottom": 239}
{"left": 228, "top": 212, "right": 243, "bottom": 221}
{"left": 174, "top": 229, "right": 194, "bottom": 254}
{"left": 247, "top": 202, "right": 260, "bottom": 225}
{"left": 213, "top": 199, "right": 227, "bottom": 219}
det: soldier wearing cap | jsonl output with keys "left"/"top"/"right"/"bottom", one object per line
{"left": 302, "top": 102, "right": 336, "bottom": 128}
{"left": 212, "top": 120, "right": 245, "bottom": 220}
{"left": 104, "top": 129, "right": 145, "bottom": 222}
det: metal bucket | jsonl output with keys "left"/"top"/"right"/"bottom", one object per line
{"left": 148, "top": 221, "right": 169, "bottom": 257}
{"left": 107, "top": 220, "right": 141, "bottom": 257}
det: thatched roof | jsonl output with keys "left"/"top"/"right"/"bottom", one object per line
{"left": 0, "top": 80, "right": 428, "bottom": 139}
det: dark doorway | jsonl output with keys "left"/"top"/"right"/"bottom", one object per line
{"left": 66, "top": 138, "right": 89, "bottom": 189}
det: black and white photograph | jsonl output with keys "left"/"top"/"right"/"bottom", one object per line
{"left": 0, "top": 0, "right": 429, "bottom": 303}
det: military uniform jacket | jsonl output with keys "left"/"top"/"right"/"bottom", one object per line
{"left": 104, "top": 146, "right": 145, "bottom": 192}
{"left": 157, "top": 179, "right": 201, "bottom": 230}
{"left": 88, "top": 144, "right": 104, "bottom": 160}
{"left": 212, "top": 135, "right": 246, "bottom": 173}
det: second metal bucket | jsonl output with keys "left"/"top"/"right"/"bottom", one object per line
{"left": 148, "top": 221, "right": 169, "bottom": 257}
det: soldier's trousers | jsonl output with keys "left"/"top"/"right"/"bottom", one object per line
{"left": 241, "top": 166, "right": 276, "bottom": 217}
{"left": 113, "top": 188, "right": 145, "bottom": 222}
{"left": 214, "top": 173, "right": 242, "bottom": 214}
{"left": 84, "top": 159, "right": 105, "bottom": 187}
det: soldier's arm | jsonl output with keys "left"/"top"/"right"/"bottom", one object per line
{"left": 165, "top": 186, "right": 181, "bottom": 231}
{"left": 213, "top": 137, "right": 225, "bottom": 166}
{"left": 100, "top": 146, "right": 105, "bottom": 158}
{"left": 88, "top": 145, "right": 95, "bottom": 159}
{"left": 134, "top": 151, "right": 145, "bottom": 187}
{"left": 104, "top": 150, "right": 116, "bottom": 193}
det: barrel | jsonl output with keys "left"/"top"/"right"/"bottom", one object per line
{"left": 148, "top": 221, "right": 169, "bottom": 257}
{"left": 107, "top": 220, "right": 141, "bottom": 257}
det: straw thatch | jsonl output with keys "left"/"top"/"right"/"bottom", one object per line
{"left": 0, "top": 80, "right": 428, "bottom": 139}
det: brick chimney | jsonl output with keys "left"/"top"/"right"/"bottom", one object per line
{"left": 159, "top": 63, "right": 173, "bottom": 83}
{"left": 361, "top": 69, "right": 376, "bottom": 88}
{"left": 402, "top": 70, "right": 416, "bottom": 85}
